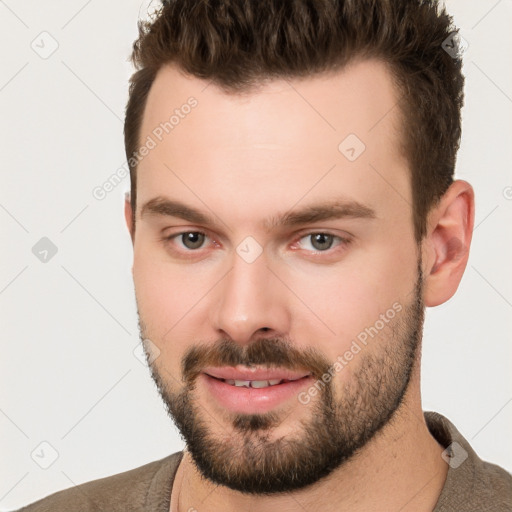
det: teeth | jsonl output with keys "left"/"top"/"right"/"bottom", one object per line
{"left": 226, "top": 379, "right": 284, "bottom": 388}
{"left": 233, "top": 380, "right": 251, "bottom": 387}
{"left": 250, "top": 380, "right": 271, "bottom": 388}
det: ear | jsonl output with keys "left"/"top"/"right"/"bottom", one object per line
{"left": 124, "top": 192, "right": 135, "bottom": 244}
{"left": 422, "top": 180, "right": 475, "bottom": 307}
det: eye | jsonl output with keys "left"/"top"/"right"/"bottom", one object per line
{"left": 296, "top": 233, "right": 348, "bottom": 252}
{"left": 165, "top": 231, "right": 209, "bottom": 251}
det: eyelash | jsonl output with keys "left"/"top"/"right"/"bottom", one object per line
{"left": 159, "top": 230, "right": 352, "bottom": 257}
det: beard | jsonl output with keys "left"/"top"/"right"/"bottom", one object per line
{"left": 137, "top": 262, "right": 425, "bottom": 495}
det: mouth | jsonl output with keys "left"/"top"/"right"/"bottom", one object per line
{"left": 206, "top": 375, "right": 307, "bottom": 388}
{"left": 200, "top": 366, "right": 313, "bottom": 414}
{"left": 202, "top": 365, "right": 311, "bottom": 382}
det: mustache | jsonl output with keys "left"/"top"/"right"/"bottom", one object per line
{"left": 182, "top": 337, "right": 332, "bottom": 385}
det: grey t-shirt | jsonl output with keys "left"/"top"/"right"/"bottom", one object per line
{"left": 14, "top": 411, "right": 512, "bottom": 511}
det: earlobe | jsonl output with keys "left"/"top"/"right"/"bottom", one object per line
{"left": 423, "top": 180, "right": 475, "bottom": 307}
{"left": 124, "top": 192, "right": 134, "bottom": 244}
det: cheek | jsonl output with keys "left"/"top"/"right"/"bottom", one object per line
{"left": 134, "top": 237, "right": 194, "bottom": 310}
{"left": 286, "top": 246, "right": 416, "bottom": 359}
{"left": 132, "top": 244, "right": 192, "bottom": 346}
{"left": 133, "top": 261, "right": 193, "bottom": 380}
{"left": 132, "top": 244, "right": 219, "bottom": 348}
{"left": 133, "top": 260, "right": 172, "bottom": 326}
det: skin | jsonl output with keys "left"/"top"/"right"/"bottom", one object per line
{"left": 124, "top": 59, "right": 474, "bottom": 511}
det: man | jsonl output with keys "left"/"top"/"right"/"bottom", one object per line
{"left": 17, "top": 0, "right": 512, "bottom": 511}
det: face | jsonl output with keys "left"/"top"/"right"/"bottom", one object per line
{"left": 128, "top": 59, "right": 425, "bottom": 494}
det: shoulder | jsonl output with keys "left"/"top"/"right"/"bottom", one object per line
{"left": 13, "top": 451, "right": 183, "bottom": 512}
{"left": 425, "top": 411, "right": 512, "bottom": 512}
{"left": 442, "top": 456, "right": 512, "bottom": 512}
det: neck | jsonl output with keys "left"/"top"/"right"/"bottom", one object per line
{"left": 170, "top": 376, "right": 448, "bottom": 512}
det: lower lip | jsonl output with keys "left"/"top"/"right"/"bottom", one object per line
{"left": 200, "top": 373, "right": 313, "bottom": 414}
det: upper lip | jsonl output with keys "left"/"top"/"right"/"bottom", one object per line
{"left": 202, "top": 366, "right": 311, "bottom": 381}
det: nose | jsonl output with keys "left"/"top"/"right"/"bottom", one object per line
{"left": 210, "top": 251, "right": 291, "bottom": 345}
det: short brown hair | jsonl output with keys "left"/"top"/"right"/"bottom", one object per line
{"left": 124, "top": 0, "right": 464, "bottom": 242}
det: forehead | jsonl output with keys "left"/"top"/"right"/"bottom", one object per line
{"left": 141, "top": 58, "right": 402, "bottom": 147}
{"left": 136, "top": 59, "right": 410, "bottom": 228}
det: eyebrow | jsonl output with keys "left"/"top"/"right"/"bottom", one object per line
{"left": 140, "top": 196, "right": 376, "bottom": 231}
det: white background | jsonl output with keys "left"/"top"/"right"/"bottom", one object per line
{"left": 1, "top": 0, "right": 511, "bottom": 509}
